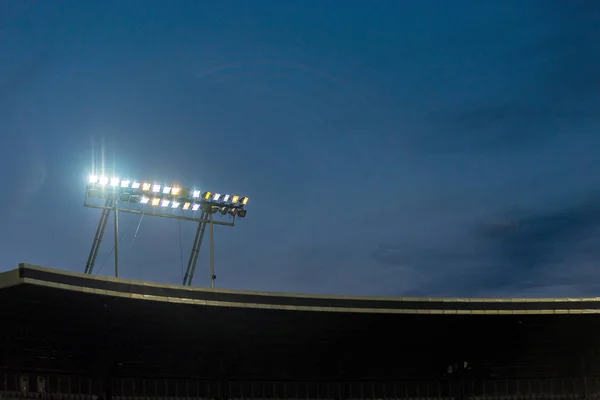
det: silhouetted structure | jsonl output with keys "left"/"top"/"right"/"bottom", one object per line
{"left": 1, "top": 264, "right": 600, "bottom": 400}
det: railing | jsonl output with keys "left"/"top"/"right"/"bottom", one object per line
{"left": 3, "top": 373, "right": 600, "bottom": 399}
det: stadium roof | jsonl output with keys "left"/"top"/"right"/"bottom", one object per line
{"left": 2, "top": 264, "right": 600, "bottom": 381}
{"left": 2, "top": 263, "right": 600, "bottom": 315}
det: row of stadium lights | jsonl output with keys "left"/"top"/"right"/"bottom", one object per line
{"left": 88, "top": 175, "right": 249, "bottom": 217}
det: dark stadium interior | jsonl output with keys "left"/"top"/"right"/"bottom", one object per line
{"left": 4, "top": 265, "right": 600, "bottom": 399}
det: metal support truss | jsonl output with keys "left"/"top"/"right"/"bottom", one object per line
{"left": 84, "top": 198, "right": 113, "bottom": 274}
{"left": 85, "top": 198, "right": 235, "bottom": 286}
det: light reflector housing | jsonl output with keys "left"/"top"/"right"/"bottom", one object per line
{"left": 86, "top": 175, "right": 249, "bottom": 218}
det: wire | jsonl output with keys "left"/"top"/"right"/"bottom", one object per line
{"left": 97, "top": 214, "right": 138, "bottom": 275}
{"left": 132, "top": 212, "right": 145, "bottom": 244}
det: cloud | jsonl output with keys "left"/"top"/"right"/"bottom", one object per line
{"left": 366, "top": 194, "right": 600, "bottom": 297}
{"left": 474, "top": 196, "right": 600, "bottom": 292}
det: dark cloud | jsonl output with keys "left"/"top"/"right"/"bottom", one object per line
{"left": 475, "top": 196, "right": 600, "bottom": 291}
{"left": 368, "top": 194, "right": 600, "bottom": 297}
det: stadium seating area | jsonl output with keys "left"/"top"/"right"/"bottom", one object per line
{"left": 4, "top": 265, "right": 600, "bottom": 400}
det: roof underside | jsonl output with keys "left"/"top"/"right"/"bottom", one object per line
{"left": 2, "top": 264, "right": 600, "bottom": 380}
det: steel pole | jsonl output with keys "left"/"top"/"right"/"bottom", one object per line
{"left": 113, "top": 193, "right": 119, "bottom": 278}
{"left": 209, "top": 212, "right": 215, "bottom": 288}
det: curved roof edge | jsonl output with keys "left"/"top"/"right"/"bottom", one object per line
{"left": 3, "top": 263, "right": 600, "bottom": 315}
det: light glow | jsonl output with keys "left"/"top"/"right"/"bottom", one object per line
{"left": 86, "top": 173, "right": 249, "bottom": 217}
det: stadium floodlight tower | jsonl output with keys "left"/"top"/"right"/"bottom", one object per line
{"left": 83, "top": 175, "right": 249, "bottom": 288}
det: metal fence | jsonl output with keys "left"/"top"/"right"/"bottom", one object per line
{"left": 3, "top": 373, "right": 600, "bottom": 399}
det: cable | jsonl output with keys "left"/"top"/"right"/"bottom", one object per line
{"left": 132, "top": 212, "right": 145, "bottom": 244}
{"left": 97, "top": 214, "right": 138, "bottom": 275}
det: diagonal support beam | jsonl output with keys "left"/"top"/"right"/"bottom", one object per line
{"left": 183, "top": 211, "right": 208, "bottom": 286}
{"left": 85, "top": 198, "right": 113, "bottom": 274}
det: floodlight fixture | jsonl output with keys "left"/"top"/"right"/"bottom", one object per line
{"left": 84, "top": 173, "right": 250, "bottom": 288}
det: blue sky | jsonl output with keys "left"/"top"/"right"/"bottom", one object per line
{"left": 1, "top": 1, "right": 600, "bottom": 297}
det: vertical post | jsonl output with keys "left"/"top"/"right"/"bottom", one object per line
{"left": 113, "top": 192, "right": 119, "bottom": 278}
{"left": 210, "top": 212, "right": 215, "bottom": 288}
